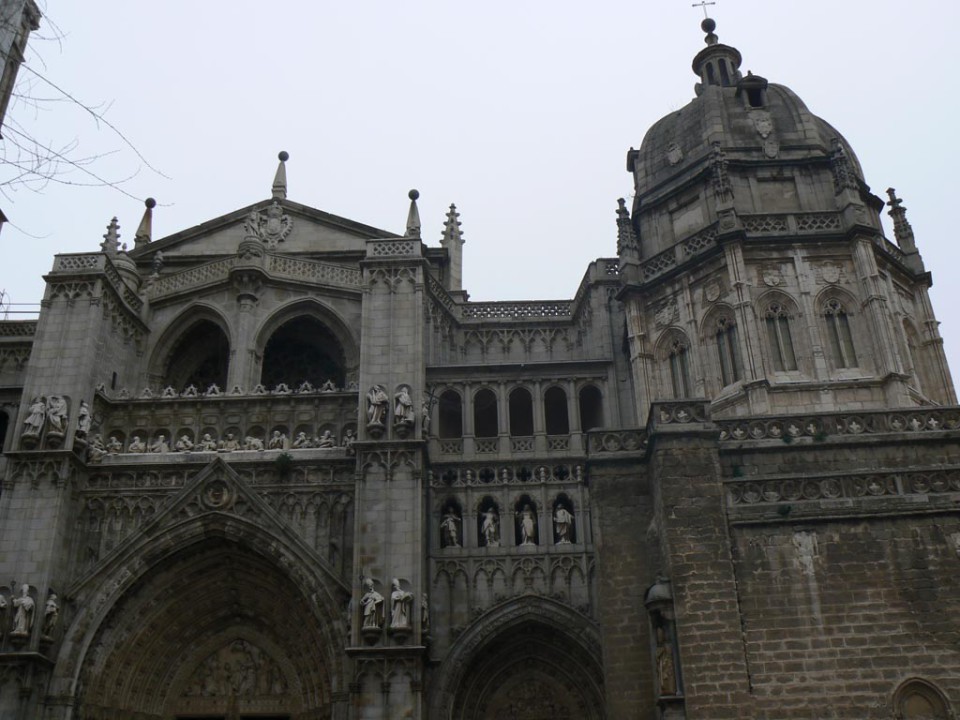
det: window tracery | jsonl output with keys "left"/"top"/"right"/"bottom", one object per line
{"left": 823, "top": 298, "right": 857, "bottom": 368}
{"left": 764, "top": 302, "right": 797, "bottom": 371}
{"left": 715, "top": 315, "right": 741, "bottom": 386}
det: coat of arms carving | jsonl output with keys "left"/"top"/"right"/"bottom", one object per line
{"left": 752, "top": 111, "right": 774, "bottom": 139}
{"left": 244, "top": 200, "right": 293, "bottom": 247}
{"left": 666, "top": 143, "right": 684, "bottom": 166}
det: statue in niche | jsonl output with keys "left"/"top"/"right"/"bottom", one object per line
{"left": 317, "top": 430, "right": 336, "bottom": 448}
{"left": 481, "top": 508, "right": 500, "bottom": 547}
{"left": 656, "top": 626, "right": 678, "bottom": 696}
{"left": 175, "top": 435, "right": 194, "bottom": 452}
{"left": 150, "top": 434, "right": 169, "bottom": 453}
{"left": 440, "top": 508, "right": 461, "bottom": 548}
{"left": 106, "top": 435, "right": 123, "bottom": 453}
{"left": 22, "top": 396, "right": 46, "bottom": 439}
{"left": 10, "top": 584, "right": 34, "bottom": 637}
{"left": 198, "top": 433, "right": 218, "bottom": 451}
{"left": 127, "top": 435, "right": 147, "bottom": 453}
{"left": 421, "top": 401, "right": 431, "bottom": 436}
{"left": 394, "top": 386, "right": 415, "bottom": 426}
{"left": 292, "top": 431, "right": 309, "bottom": 449}
{"left": 87, "top": 435, "right": 106, "bottom": 463}
{"left": 366, "top": 385, "right": 388, "bottom": 426}
{"left": 421, "top": 593, "right": 430, "bottom": 634}
{"left": 218, "top": 433, "right": 240, "bottom": 452}
{"left": 268, "top": 430, "right": 287, "bottom": 449}
{"left": 517, "top": 504, "right": 538, "bottom": 545}
{"left": 42, "top": 592, "right": 59, "bottom": 637}
{"left": 76, "top": 400, "right": 92, "bottom": 440}
{"left": 390, "top": 579, "right": 413, "bottom": 630}
{"left": 342, "top": 428, "right": 356, "bottom": 455}
{"left": 359, "top": 578, "right": 384, "bottom": 630}
{"left": 553, "top": 504, "right": 574, "bottom": 544}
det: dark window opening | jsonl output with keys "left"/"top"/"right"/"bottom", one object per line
{"left": 474, "top": 389, "right": 498, "bottom": 438}
{"left": 706, "top": 62, "right": 716, "bottom": 85}
{"left": 261, "top": 316, "right": 346, "bottom": 388}
{"left": 719, "top": 59, "right": 731, "bottom": 86}
{"left": 747, "top": 87, "right": 764, "bottom": 107}
{"left": 110, "top": 371, "right": 118, "bottom": 390}
{"left": 0, "top": 412, "right": 8, "bottom": 454}
{"left": 578, "top": 386, "right": 604, "bottom": 431}
{"left": 716, "top": 317, "right": 741, "bottom": 386}
{"left": 438, "top": 390, "right": 463, "bottom": 438}
{"left": 164, "top": 320, "right": 230, "bottom": 392}
{"left": 765, "top": 303, "right": 797, "bottom": 372}
{"left": 509, "top": 387, "right": 534, "bottom": 436}
{"left": 824, "top": 300, "right": 857, "bottom": 369}
{"left": 544, "top": 386, "right": 569, "bottom": 435}
{"left": 668, "top": 340, "right": 691, "bottom": 399}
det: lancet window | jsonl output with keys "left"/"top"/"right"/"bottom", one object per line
{"left": 667, "top": 339, "right": 692, "bottom": 398}
{"left": 715, "top": 316, "right": 741, "bottom": 386}
{"left": 764, "top": 302, "right": 797, "bottom": 372}
{"left": 823, "top": 299, "right": 857, "bottom": 368}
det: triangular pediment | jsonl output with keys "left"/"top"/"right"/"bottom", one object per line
{"left": 129, "top": 197, "right": 401, "bottom": 262}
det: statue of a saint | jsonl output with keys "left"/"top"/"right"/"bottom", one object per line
{"left": 317, "top": 430, "right": 336, "bottom": 448}
{"left": 11, "top": 584, "right": 34, "bottom": 637}
{"left": 175, "top": 435, "right": 194, "bottom": 452}
{"left": 421, "top": 592, "right": 430, "bottom": 634}
{"left": 268, "top": 430, "right": 287, "bottom": 449}
{"left": 76, "top": 400, "right": 92, "bottom": 439}
{"left": 292, "top": 431, "right": 309, "bottom": 449}
{"left": 87, "top": 435, "right": 107, "bottom": 463}
{"left": 43, "top": 592, "right": 59, "bottom": 637}
{"left": 366, "top": 385, "right": 388, "bottom": 426}
{"left": 150, "top": 434, "right": 169, "bottom": 453}
{"left": 359, "top": 579, "right": 384, "bottom": 630}
{"left": 106, "top": 435, "right": 123, "bottom": 453}
{"left": 23, "top": 396, "right": 46, "bottom": 438}
{"left": 656, "top": 626, "right": 678, "bottom": 696}
{"left": 127, "top": 435, "right": 147, "bottom": 453}
{"left": 553, "top": 505, "right": 574, "bottom": 544}
{"left": 517, "top": 504, "right": 537, "bottom": 545}
{"left": 199, "top": 433, "right": 218, "bottom": 451}
{"left": 481, "top": 508, "right": 500, "bottom": 547}
{"left": 440, "top": 509, "right": 461, "bottom": 548}
{"left": 421, "top": 401, "right": 431, "bottom": 436}
{"left": 394, "top": 387, "right": 414, "bottom": 426}
{"left": 390, "top": 579, "right": 413, "bottom": 630}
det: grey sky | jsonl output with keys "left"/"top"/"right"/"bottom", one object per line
{"left": 4, "top": 1, "right": 959, "bottom": 374}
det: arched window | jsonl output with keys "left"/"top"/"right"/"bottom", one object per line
{"left": 823, "top": 299, "right": 857, "bottom": 368}
{"left": 509, "top": 388, "right": 534, "bottom": 437}
{"left": 261, "top": 316, "right": 345, "bottom": 388}
{"left": 474, "top": 389, "right": 498, "bottom": 438}
{"left": 667, "top": 338, "right": 692, "bottom": 398}
{"left": 894, "top": 679, "right": 952, "bottom": 720}
{"left": 715, "top": 315, "right": 741, "bottom": 386}
{"left": 438, "top": 390, "right": 463, "bottom": 439}
{"left": 164, "top": 320, "right": 230, "bottom": 392}
{"left": 544, "top": 387, "right": 569, "bottom": 436}
{"left": 764, "top": 302, "right": 797, "bottom": 371}
{"left": 578, "top": 385, "right": 604, "bottom": 431}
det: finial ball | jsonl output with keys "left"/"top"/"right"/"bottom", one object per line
{"left": 408, "top": 189, "right": 420, "bottom": 201}
{"left": 278, "top": 151, "right": 289, "bottom": 162}
{"left": 145, "top": 197, "right": 157, "bottom": 209}
{"left": 701, "top": 17, "right": 716, "bottom": 34}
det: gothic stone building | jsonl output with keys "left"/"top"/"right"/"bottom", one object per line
{"left": 0, "top": 19, "right": 958, "bottom": 720}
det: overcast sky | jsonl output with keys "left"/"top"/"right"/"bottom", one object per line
{"left": 3, "top": 1, "right": 959, "bottom": 375}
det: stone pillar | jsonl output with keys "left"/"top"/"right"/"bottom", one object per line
{"left": 721, "top": 238, "right": 769, "bottom": 413}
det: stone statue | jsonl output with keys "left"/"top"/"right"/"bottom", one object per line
{"left": 342, "top": 428, "right": 355, "bottom": 455}
{"left": 421, "top": 592, "right": 430, "bottom": 634}
{"left": 150, "top": 434, "right": 169, "bottom": 453}
{"left": 394, "top": 386, "right": 414, "bottom": 426}
{"left": 175, "top": 435, "right": 194, "bottom": 452}
{"left": 127, "top": 435, "right": 147, "bottom": 453}
{"left": 366, "top": 385, "right": 388, "bottom": 426}
{"left": 268, "top": 430, "right": 287, "bottom": 449}
{"left": 656, "top": 626, "right": 678, "bottom": 696}
{"left": 317, "top": 430, "right": 335, "bottom": 448}
{"left": 198, "top": 433, "right": 217, "bottom": 451}
{"left": 440, "top": 508, "right": 461, "bottom": 548}
{"left": 481, "top": 508, "right": 500, "bottom": 547}
{"left": 218, "top": 433, "right": 240, "bottom": 452}
{"left": 553, "top": 505, "right": 574, "bottom": 544}
{"left": 11, "top": 584, "right": 34, "bottom": 637}
{"left": 517, "top": 504, "right": 537, "bottom": 545}
{"left": 390, "top": 579, "right": 413, "bottom": 630}
{"left": 76, "top": 400, "right": 92, "bottom": 439}
{"left": 359, "top": 578, "right": 384, "bottom": 630}
{"left": 46, "top": 395, "right": 68, "bottom": 435}
{"left": 23, "top": 396, "right": 46, "bottom": 438}
{"left": 421, "top": 401, "right": 431, "bottom": 436}
{"left": 244, "top": 436, "right": 264, "bottom": 451}
{"left": 106, "top": 435, "right": 123, "bottom": 453}
{"left": 87, "top": 434, "right": 106, "bottom": 463}
{"left": 42, "top": 592, "right": 59, "bottom": 637}
{"left": 292, "top": 431, "right": 309, "bottom": 449}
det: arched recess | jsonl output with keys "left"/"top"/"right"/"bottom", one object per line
{"left": 254, "top": 299, "right": 359, "bottom": 390}
{"left": 438, "top": 389, "right": 464, "bottom": 438}
{"left": 429, "top": 597, "right": 605, "bottom": 720}
{"left": 544, "top": 385, "right": 569, "bottom": 435}
{"left": 147, "top": 304, "right": 233, "bottom": 391}
{"left": 813, "top": 286, "right": 866, "bottom": 372}
{"left": 699, "top": 303, "right": 742, "bottom": 395}
{"left": 655, "top": 328, "right": 695, "bottom": 400}
{"left": 578, "top": 385, "right": 604, "bottom": 431}
{"left": 474, "top": 388, "right": 498, "bottom": 438}
{"left": 755, "top": 290, "right": 802, "bottom": 374}
{"left": 893, "top": 677, "right": 954, "bottom": 719}
{"left": 51, "top": 491, "right": 349, "bottom": 720}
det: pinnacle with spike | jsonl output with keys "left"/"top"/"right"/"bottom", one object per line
{"left": 272, "top": 151, "right": 289, "bottom": 200}
{"left": 405, "top": 189, "right": 421, "bottom": 239}
{"left": 134, "top": 197, "right": 156, "bottom": 248}
{"left": 100, "top": 217, "right": 121, "bottom": 255}
{"left": 886, "top": 188, "right": 917, "bottom": 252}
{"left": 441, "top": 203, "right": 464, "bottom": 246}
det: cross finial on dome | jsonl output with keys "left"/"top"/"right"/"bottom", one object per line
{"left": 272, "top": 151, "right": 289, "bottom": 200}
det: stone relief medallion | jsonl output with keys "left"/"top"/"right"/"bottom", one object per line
{"left": 201, "top": 479, "right": 232, "bottom": 510}
{"left": 820, "top": 263, "right": 841, "bottom": 285}
{"left": 666, "top": 142, "right": 684, "bottom": 166}
{"left": 763, "top": 139, "right": 780, "bottom": 158}
{"left": 761, "top": 266, "right": 783, "bottom": 287}
{"left": 704, "top": 280, "right": 722, "bottom": 303}
{"left": 654, "top": 297, "right": 679, "bottom": 329}
{"left": 752, "top": 110, "right": 774, "bottom": 139}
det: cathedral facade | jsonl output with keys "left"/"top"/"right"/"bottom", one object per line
{"left": 0, "top": 18, "right": 958, "bottom": 720}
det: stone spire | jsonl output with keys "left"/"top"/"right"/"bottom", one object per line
{"left": 100, "top": 217, "right": 120, "bottom": 256}
{"left": 886, "top": 188, "right": 917, "bottom": 253}
{"left": 441, "top": 203, "right": 465, "bottom": 292}
{"left": 272, "top": 151, "right": 289, "bottom": 200}
{"left": 615, "top": 198, "right": 638, "bottom": 255}
{"left": 133, "top": 197, "right": 156, "bottom": 249}
{"left": 405, "top": 189, "right": 421, "bottom": 239}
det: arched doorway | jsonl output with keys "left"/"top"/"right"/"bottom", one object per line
{"left": 74, "top": 537, "right": 343, "bottom": 719}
